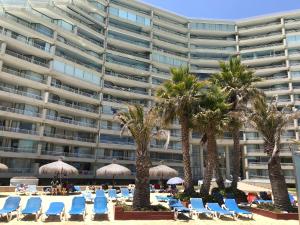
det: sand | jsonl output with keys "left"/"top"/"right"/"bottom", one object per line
{"left": 0, "top": 192, "right": 298, "bottom": 225}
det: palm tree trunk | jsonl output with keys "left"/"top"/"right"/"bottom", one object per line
{"left": 267, "top": 150, "right": 292, "bottom": 211}
{"left": 133, "top": 145, "right": 151, "bottom": 210}
{"left": 213, "top": 146, "right": 225, "bottom": 189}
{"left": 231, "top": 127, "right": 240, "bottom": 190}
{"left": 200, "top": 132, "right": 216, "bottom": 196}
{"left": 180, "top": 115, "right": 194, "bottom": 194}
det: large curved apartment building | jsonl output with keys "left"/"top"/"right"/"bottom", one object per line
{"left": 0, "top": 0, "right": 298, "bottom": 185}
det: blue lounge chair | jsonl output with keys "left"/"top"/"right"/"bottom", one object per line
{"left": 189, "top": 198, "right": 214, "bottom": 218}
{"left": 224, "top": 199, "right": 253, "bottom": 219}
{"left": 96, "top": 189, "right": 105, "bottom": 198}
{"left": 289, "top": 193, "right": 296, "bottom": 206}
{"left": 108, "top": 189, "right": 118, "bottom": 201}
{"left": 92, "top": 197, "right": 108, "bottom": 220}
{"left": 168, "top": 199, "right": 190, "bottom": 220}
{"left": 206, "top": 203, "right": 235, "bottom": 220}
{"left": 43, "top": 202, "right": 65, "bottom": 221}
{"left": 156, "top": 195, "right": 174, "bottom": 202}
{"left": 19, "top": 197, "right": 42, "bottom": 221}
{"left": 0, "top": 196, "right": 21, "bottom": 221}
{"left": 68, "top": 196, "right": 86, "bottom": 221}
{"left": 83, "top": 191, "right": 94, "bottom": 202}
{"left": 73, "top": 186, "right": 81, "bottom": 193}
{"left": 121, "top": 188, "right": 132, "bottom": 200}
{"left": 26, "top": 185, "right": 38, "bottom": 195}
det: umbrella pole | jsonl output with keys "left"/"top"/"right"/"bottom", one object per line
{"left": 112, "top": 175, "right": 115, "bottom": 188}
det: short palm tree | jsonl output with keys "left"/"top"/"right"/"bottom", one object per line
{"left": 193, "top": 85, "right": 230, "bottom": 196}
{"left": 115, "top": 104, "right": 169, "bottom": 210}
{"left": 211, "top": 56, "right": 261, "bottom": 190}
{"left": 248, "top": 95, "right": 297, "bottom": 211}
{"left": 156, "top": 66, "right": 206, "bottom": 194}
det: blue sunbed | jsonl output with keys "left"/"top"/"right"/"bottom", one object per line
{"left": 224, "top": 199, "right": 253, "bottom": 219}
{"left": 156, "top": 195, "right": 174, "bottom": 202}
{"left": 96, "top": 189, "right": 105, "bottom": 198}
{"left": 206, "top": 203, "right": 235, "bottom": 219}
{"left": 19, "top": 197, "right": 42, "bottom": 221}
{"left": 68, "top": 196, "right": 86, "bottom": 221}
{"left": 168, "top": 199, "right": 190, "bottom": 219}
{"left": 108, "top": 189, "right": 118, "bottom": 200}
{"left": 121, "top": 188, "right": 132, "bottom": 200}
{"left": 0, "top": 196, "right": 21, "bottom": 221}
{"left": 189, "top": 198, "right": 214, "bottom": 218}
{"left": 289, "top": 193, "right": 296, "bottom": 205}
{"left": 44, "top": 202, "right": 65, "bottom": 221}
{"left": 92, "top": 197, "right": 108, "bottom": 220}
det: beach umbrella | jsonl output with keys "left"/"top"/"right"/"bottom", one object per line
{"left": 149, "top": 164, "right": 178, "bottom": 178}
{"left": 96, "top": 161, "right": 131, "bottom": 187}
{"left": 39, "top": 159, "right": 78, "bottom": 184}
{"left": 167, "top": 177, "right": 184, "bottom": 185}
{"left": 0, "top": 163, "right": 8, "bottom": 171}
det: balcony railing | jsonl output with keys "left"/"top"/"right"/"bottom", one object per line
{"left": 105, "top": 71, "right": 147, "bottom": 83}
{"left": 106, "top": 58, "right": 150, "bottom": 71}
{"left": 5, "top": 50, "right": 49, "bottom": 68}
{"left": 243, "top": 53, "right": 285, "bottom": 60}
{"left": 51, "top": 82, "right": 99, "bottom": 99}
{"left": 241, "top": 42, "right": 283, "bottom": 50}
{"left": 46, "top": 114, "right": 97, "bottom": 128}
{"left": 0, "top": 105, "right": 41, "bottom": 117}
{"left": 41, "top": 150, "right": 95, "bottom": 159}
{"left": 0, "top": 84, "right": 43, "bottom": 100}
{"left": 43, "top": 131, "right": 96, "bottom": 143}
{"left": 104, "top": 83, "right": 148, "bottom": 95}
{"left": 0, "top": 126, "right": 39, "bottom": 135}
{"left": 239, "top": 32, "right": 282, "bottom": 41}
{"left": 0, "top": 146, "right": 37, "bottom": 154}
{"left": 100, "top": 139, "right": 135, "bottom": 145}
{"left": 239, "top": 22, "right": 280, "bottom": 30}
{"left": 2, "top": 66, "right": 46, "bottom": 83}
{"left": 0, "top": 29, "right": 51, "bottom": 52}
{"left": 48, "top": 98, "right": 98, "bottom": 113}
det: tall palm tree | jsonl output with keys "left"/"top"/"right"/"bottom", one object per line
{"left": 211, "top": 56, "right": 261, "bottom": 190}
{"left": 156, "top": 67, "right": 206, "bottom": 194}
{"left": 115, "top": 105, "right": 169, "bottom": 210}
{"left": 248, "top": 95, "right": 297, "bottom": 211}
{"left": 193, "top": 85, "right": 230, "bottom": 196}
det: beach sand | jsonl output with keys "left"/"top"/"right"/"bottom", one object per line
{"left": 0, "top": 192, "right": 298, "bottom": 225}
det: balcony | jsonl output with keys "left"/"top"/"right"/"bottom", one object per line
{"left": 106, "top": 58, "right": 150, "bottom": 72}
{"left": 0, "top": 146, "right": 37, "bottom": 154}
{"left": 5, "top": 50, "right": 49, "bottom": 68}
{"left": 0, "top": 29, "right": 51, "bottom": 52}
{"left": 0, "top": 84, "right": 43, "bottom": 100}
{"left": 0, "top": 126, "right": 39, "bottom": 135}
{"left": 43, "top": 131, "right": 96, "bottom": 143}
{"left": 41, "top": 150, "right": 95, "bottom": 159}
{"left": 45, "top": 114, "right": 97, "bottom": 128}
{"left": 0, "top": 105, "right": 41, "bottom": 118}
{"left": 104, "top": 83, "right": 148, "bottom": 96}
{"left": 105, "top": 70, "right": 148, "bottom": 84}
{"left": 48, "top": 98, "right": 98, "bottom": 113}
{"left": 100, "top": 139, "right": 135, "bottom": 146}
{"left": 2, "top": 67, "right": 46, "bottom": 84}
{"left": 51, "top": 82, "right": 99, "bottom": 99}
{"left": 102, "top": 97, "right": 148, "bottom": 107}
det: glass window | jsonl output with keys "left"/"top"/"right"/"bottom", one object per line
{"left": 119, "top": 10, "right": 127, "bottom": 19}
{"left": 127, "top": 12, "right": 136, "bottom": 22}
{"left": 109, "top": 7, "right": 119, "bottom": 16}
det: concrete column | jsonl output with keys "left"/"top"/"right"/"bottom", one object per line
{"left": 37, "top": 143, "right": 43, "bottom": 155}
{"left": 243, "top": 145, "right": 248, "bottom": 179}
{"left": 225, "top": 145, "right": 231, "bottom": 179}
{"left": 1, "top": 42, "right": 6, "bottom": 54}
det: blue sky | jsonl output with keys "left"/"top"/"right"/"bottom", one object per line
{"left": 140, "top": 0, "right": 300, "bottom": 20}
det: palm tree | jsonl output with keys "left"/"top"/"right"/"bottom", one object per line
{"left": 193, "top": 85, "right": 230, "bottom": 196}
{"left": 115, "top": 104, "right": 169, "bottom": 210}
{"left": 156, "top": 66, "right": 206, "bottom": 194}
{"left": 248, "top": 95, "right": 297, "bottom": 211}
{"left": 211, "top": 56, "right": 261, "bottom": 190}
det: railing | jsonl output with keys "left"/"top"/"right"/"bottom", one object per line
{"left": 240, "top": 42, "right": 283, "bottom": 50}
{"left": 262, "top": 75, "right": 288, "bottom": 80}
{"left": 0, "top": 146, "right": 37, "bottom": 154}
{"left": 105, "top": 71, "right": 147, "bottom": 82}
{"left": 243, "top": 53, "right": 285, "bottom": 60}
{"left": 0, "top": 105, "right": 41, "bottom": 117}
{"left": 0, "top": 84, "right": 43, "bottom": 100}
{"left": 96, "top": 155, "right": 183, "bottom": 163}
{"left": 5, "top": 50, "right": 49, "bottom": 68}
{"left": 43, "top": 131, "right": 96, "bottom": 143}
{"left": 2, "top": 66, "right": 46, "bottom": 83}
{"left": 0, "top": 29, "right": 50, "bottom": 52}
{"left": 104, "top": 83, "right": 148, "bottom": 95}
{"left": 41, "top": 150, "right": 95, "bottom": 159}
{"left": 77, "top": 32, "right": 103, "bottom": 46}
{"left": 102, "top": 97, "right": 148, "bottom": 107}
{"left": 154, "top": 36, "right": 187, "bottom": 48}
{"left": 108, "top": 46, "right": 149, "bottom": 59}
{"left": 46, "top": 114, "right": 97, "bottom": 128}
{"left": 254, "top": 64, "right": 286, "bottom": 70}
{"left": 240, "top": 32, "right": 282, "bottom": 41}
{"left": 55, "top": 51, "right": 101, "bottom": 72}
{"left": 51, "top": 82, "right": 99, "bottom": 99}
{"left": 153, "top": 25, "right": 187, "bottom": 37}
{"left": 109, "top": 21, "right": 149, "bottom": 36}
{"left": 153, "top": 47, "right": 187, "bottom": 58}
{"left": 6, "top": 168, "right": 35, "bottom": 174}
{"left": 239, "top": 22, "right": 280, "bottom": 30}
{"left": 48, "top": 98, "right": 98, "bottom": 113}
{"left": 108, "top": 34, "right": 150, "bottom": 48}
{"left": 150, "top": 144, "right": 182, "bottom": 150}
{"left": 106, "top": 58, "right": 150, "bottom": 71}
{"left": 262, "top": 87, "right": 289, "bottom": 91}
{"left": 100, "top": 139, "right": 135, "bottom": 145}
{"left": 0, "top": 126, "right": 39, "bottom": 135}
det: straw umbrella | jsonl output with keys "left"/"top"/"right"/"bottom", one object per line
{"left": 0, "top": 163, "right": 8, "bottom": 171}
{"left": 149, "top": 164, "right": 178, "bottom": 187}
{"left": 96, "top": 161, "right": 131, "bottom": 187}
{"left": 39, "top": 159, "right": 78, "bottom": 184}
